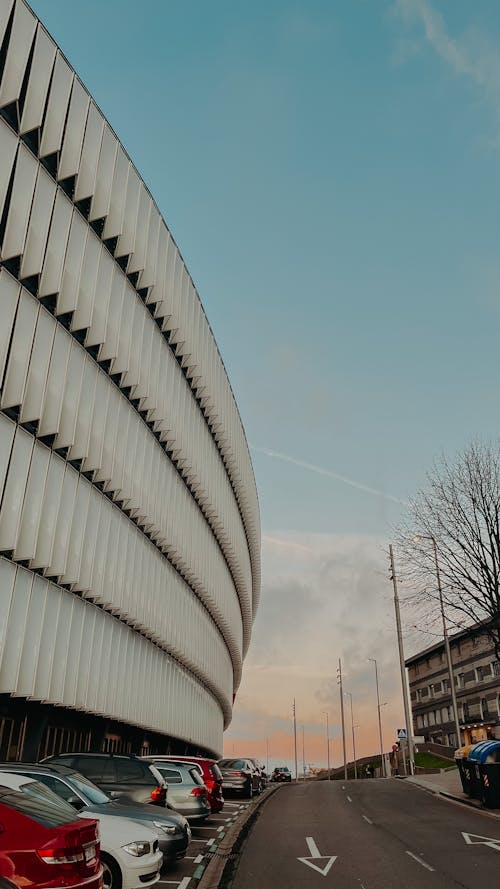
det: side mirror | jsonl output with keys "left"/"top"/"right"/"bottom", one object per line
{"left": 67, "top": 795, "right": 86, "bottom": 811}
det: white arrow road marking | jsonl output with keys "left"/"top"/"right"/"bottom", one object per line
{"left": 297, "top": 836, "right": 337, "bottom": 877}
{"left": 462, "top": 832, "right": 500, "bottom": 851}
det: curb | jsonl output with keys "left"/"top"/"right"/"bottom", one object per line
{"left": 406, "top": 778, "right": 500, "bottom": 818}
{"left": 195, "top": 785, "right": 282, "bottom": 889}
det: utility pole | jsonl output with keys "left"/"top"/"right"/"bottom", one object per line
{"left": 302, "top": 726, "right": 306, "bottom": 781}
{"left": 293, "top": 698, "right": 298, "bottom": 782}
{"left": 389, "top": 545, "right": 415, "bottom": 775}
{"left": 345, "top": 692, "right": 357, "bottom": 780}
{"left": 266, "top": 737, "right": 269, "bottom": 774}
{"left": 337, "top": 659, "right": 347, "bottom": 780}
{"left": 369, "top": 658, "right": 385, "bottom": 777}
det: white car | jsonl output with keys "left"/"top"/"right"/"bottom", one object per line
{"left": 0, "top": 773, "right": 162, "bottom": 889}
{"left": 79, "top": 809, "right": 162, "bottom": 889}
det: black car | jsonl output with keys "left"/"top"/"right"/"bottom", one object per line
{"left": 0, "top": 762, "right": 190, "bottom": 864}
{"left": 217, "top": 758, "right": 261, "bottom": 797}
{"left": 272, "top": 766, "right": 292, "bottom": 783}
{"left": 42, "top": 753, "right": 167, "bottom": 807}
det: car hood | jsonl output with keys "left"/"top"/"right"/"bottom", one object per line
{"left": 83, "top": 799, "right": 189, "bottom": 831}
{"left": 79, "top": 810, "right": 159, "bottom": 846}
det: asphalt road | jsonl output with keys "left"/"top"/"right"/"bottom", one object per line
{"left": 230, "top": 779, "right": 500, "bottom": 888}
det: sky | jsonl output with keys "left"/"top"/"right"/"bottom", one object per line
{"left": 29, "top": 0, "right": 500, "bottom": 772}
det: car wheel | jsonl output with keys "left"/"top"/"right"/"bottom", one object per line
{"left": 101, "top": 853, "right": 122, "bottom": 889}
{"left": 247, "top": 782, "right": 253, "bottom": 799}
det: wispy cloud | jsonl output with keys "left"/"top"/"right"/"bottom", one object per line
{"left": 251, "top": 444, "right": 407, "bottom": 505}
{"left": 394, "top": 0, "right": 500, "bottom": 113}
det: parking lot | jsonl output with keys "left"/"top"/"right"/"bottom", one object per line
{"left": 159, "top": 795, "right": 266, "bottom": 889}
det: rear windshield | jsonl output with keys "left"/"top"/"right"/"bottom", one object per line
{"left": 275, "top": 766, "right": 289, "bottom": 772}
{"left": 0, "top": 780, "right": 79, "bottom": 827}
{"left": 220, "top": 759, "right": 246, "bottom": 769}
{"left": 190, "top": 768, "right": 205, "bottom": 786}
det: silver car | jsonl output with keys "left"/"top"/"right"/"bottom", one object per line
{"left": 151, "top": 761, "right": 211, "bottom": 822}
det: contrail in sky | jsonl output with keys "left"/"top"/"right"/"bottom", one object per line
{"left": 250, "top": 445, "right": 408, "bottom": 505}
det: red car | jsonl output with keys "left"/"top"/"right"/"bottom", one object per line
{"left": 0, "top": 773, "right": 102, "bottom": 889}
{"left": 143, "top": 756, "right": 224, "bottom": 813}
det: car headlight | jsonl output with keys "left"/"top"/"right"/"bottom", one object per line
{"left": 153, "top": 821, "right": 178, "bottom": 835}
{"left": 122, "top": 841, "right": 151, "bottom": 857}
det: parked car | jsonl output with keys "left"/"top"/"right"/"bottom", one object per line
{"left": 0, "top": 762, "right": 190, "bottom": 865}
{"left": 217, "top": 758, "right": 261, "bottom": 797}
{"left": 272, "top": 766, "right": 292, "bottom": 783}
{"left": 143, "top": 756, "right": 224, "bottom": 813}
{"left": 0, "top": 773, "right": 101, "bottom": 889}
{"left": 42, "top": 753, "right": 167, "bottom": 806}
{"left": 247, "top": 759, "right": 267, "bottom": 792}
{"left": 0, "top": 771, "right": 162, "bottom": 889}
{"left": 149, "top": 762, "right": 210, "bottom": 821}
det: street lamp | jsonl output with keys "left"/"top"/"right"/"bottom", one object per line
{"left": 368, "top": 658, "right": 385, "bottom": 777}
{"left": 322, "top": 711, "right": 331, "bottom": 779}
{"left": 344, "top": 692, "right": 357, "bottom": 779}
{"left": 414, "top": 534, "right": 461, "bottom": 747}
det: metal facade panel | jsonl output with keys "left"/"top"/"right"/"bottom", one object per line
{"left": 0, "top": 426, "right": 34, "bottom": 552}
{"left": 39, "top": 189, "right": 73, "bottom": 298}
{"left": 1, "top": 143, "right": 38, "bottom": 261}
{"left": 89, "top": 123, "right": 117, "bottom": 222}
{"left": 19, "top": 25, "right": 56, "bottom": 134}
{"left": 1, "top": 289, "right": 38, "bottom": 410}
{"left": 39, "top": 52, "right": 73, "bottom": 157}
{"left": 74, "top": 101, "right": 105, "bottom": 202}
{"left": 57, "top": 78, "right": 90, "bottom": 181}
{"left": 20, "top": 165, "right": 57, "bottom": 280}
{"left": 19, "top": 304, "right": 56, "bottom": 424}
{"left": 0, "top": 0, "right": 36, "bottom": 108}
{"left": 0, "top": 120, "right": 18, "bottom": 222}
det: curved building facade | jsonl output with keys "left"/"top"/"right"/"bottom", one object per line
{"left": 0, "top": 0, "right": 260, "bottom": 760}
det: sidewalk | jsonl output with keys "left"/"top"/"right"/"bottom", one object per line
{"left": 405, "top": 768, "right": 500, "bottom": 817}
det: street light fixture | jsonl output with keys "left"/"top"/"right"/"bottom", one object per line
{"left": 344, "top": 692, "right": 357, "bottom": 780}
{"left": 322, "top": 711, "right": 331, "bottom": 779}
{"left": 414, "top": 534, "right": 461, "bottom": 747}
{"left": 368, "top": 658, "right": 385, "bottom": 778}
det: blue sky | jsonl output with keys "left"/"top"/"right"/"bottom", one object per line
{"left": 31, "top": 0, "right": 500, "bottom": 763}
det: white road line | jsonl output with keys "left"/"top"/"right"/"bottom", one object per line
{"left": 362, "top": 815, "right": 373, "bottom": 824}
{"left": 347, "top": 796, "right": 352, "bottom": 803}
{"left": 342, "top": 785, "right": 345, "bottom": 791}
{"left": 305, "top": 837, "right": 321, "bottom": 857}
{"left": 217, "top": 825, "right": 225, "bottom": 833}
{"left": 178, "top": 879, "right": 192, "bottom": 889}
{"left": 189, "top": 838, "right": 210, "bottom": 843}
{"left": 192, "top": 825, "right": 217, "bottom": 829}
{"left": 194, "top": 854, "right": 204, "bottom": 864}
{"left": 205, "top": 837, "right": 216, "bottom": 845}
{"left": 406, "top": 851, "right": 434, "bottom": 872}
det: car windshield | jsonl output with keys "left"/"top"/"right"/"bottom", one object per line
{"left": 68, "top": 772, "right": 110, "bottom": 804}
{"left": 221, "top": 759, "right": 246, "bottom": 769}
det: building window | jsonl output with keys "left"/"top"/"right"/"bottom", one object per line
{"left": 493, "top": 662, "right": 500, "bottom": 677}
{"left": 472, "top": 635, "right": 479, "bottom": 648}
{"left": 429, "top": 684, "right": 434, "bottom": 697}
{"left": 442, "top": 678, "right": 449, "bottom": 693}
{"left": 417, "top": 689, "right": 422, "bottom": 702}
{"left": 481, "top": 698, "right": 489, "bottom": 720}
{"left": 417, "top": 715, "right": 423, "bottom": 729}
{"left": 457, "top": 673, "right": 465, "bottom": 689}
{"left": 463, "top": 702, "right": 470, "bottom": 722}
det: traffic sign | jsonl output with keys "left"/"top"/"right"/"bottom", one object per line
{"left": 397, "top": 728, "right": 407, "bottom": 740}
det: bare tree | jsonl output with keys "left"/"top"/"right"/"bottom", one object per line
{"left": 397, "top": 442, "right": 500, "bottom": 657}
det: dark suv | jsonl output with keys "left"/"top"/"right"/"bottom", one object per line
{"left": 42, "top": 753, "right": 167, "bottom": 806}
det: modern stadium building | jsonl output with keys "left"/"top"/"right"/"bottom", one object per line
{"left": 0, "top": 0, "right": 260, "bottom": 761}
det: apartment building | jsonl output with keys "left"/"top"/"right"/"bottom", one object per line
{"left": 406, "top": 623, "right": 500, "bottom": 748}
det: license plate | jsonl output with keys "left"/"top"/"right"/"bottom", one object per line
{"left": 85, "top": 844, "right": 97, "bottom": 863}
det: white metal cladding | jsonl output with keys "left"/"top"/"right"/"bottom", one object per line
{"left": 0, "top": 558, "right": 223, "bottom": 752}
{"left": 0, "top": 0, "right": 261, "bottom": 750}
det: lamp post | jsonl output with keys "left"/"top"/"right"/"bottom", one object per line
{"left": 344, "top": 692, "right": 357, "bottom": 779}
{"left": 322, "top": 711, "right": 331, "bottom": 779}
{"left": 368, "top": 658, "right": 385, "bottom": 777}
{"left": 389, "top": 544, "right": 414, "bottom": 775}
{"left": 414, "top": 534, "right": 461, "bottom": 747}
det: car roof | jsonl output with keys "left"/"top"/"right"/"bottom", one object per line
{"left": 44, "top": 752, "right": 142, "bottom": 760}
{"left": 0, "top": 761, "right": 78, "bottom": 777}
